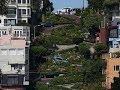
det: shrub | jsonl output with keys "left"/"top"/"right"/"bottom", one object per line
{"left": 31, "top": 46, "right": 47, "bottom": 55}
{"left": 72, "top": 37, "right": 84, "bottom": 45}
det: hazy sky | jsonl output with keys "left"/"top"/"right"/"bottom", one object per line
{"left": 50, "top": 0, "right": 88, "bottom": 12}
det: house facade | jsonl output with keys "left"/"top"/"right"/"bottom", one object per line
{"left": 0, "top": 0, "right": 31, "bottom": 89}
{"left": 0, "top": 0, "right": 31, "bottom": 26}
{"left": 0, "top": 35, "right": 29, "bottom": 86}
{"left": 102, "top": 24, "right": 120, "bottom": 89}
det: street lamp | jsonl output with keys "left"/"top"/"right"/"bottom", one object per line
{"left": 34, "top": 25, "right": 41, "bottom": 39}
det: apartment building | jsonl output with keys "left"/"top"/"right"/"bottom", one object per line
{"left": 0, "top": 0, "right": 31, "bottom": 26}
{"left": 0, "top": 26, "right": 30, "bottom": 89}
{"left": 109, "top": 24, "right": 120, "bottom": 53}
{"left": 0, "top": 0, "right": 31, "bottom": 89}
{"left": 0, "top": 35, "right": 29, "bottom": 86}
{"left": 102, "top": 53, "right": 120, "bottom": 89}
{"left": 102, "top": 24, "right": 120, "bottom": 89}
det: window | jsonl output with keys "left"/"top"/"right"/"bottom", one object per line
{"left": 109, "top": 41, "right": 113, "bottom": 48}
{"left": 27, "top": 0, "right": 29, "bottom": 3}
{"left": 1, "top": 49, "right": 7, "bottom": 55}
{"left": 22, "top": 0, "right": 26, "bottom": 3}
{"left": 8, "top": 8, "right": 16, "bottom": 15}
{"left": 18, "top": 0, "right": 21, "bottom": 3}
{"left": 8, "top": 76, "right": 18, "bottom": 85}
{"left": 17, "top": 31, "right": 19, "bottom": 36}
{"left": 4, "top": 19, "right": 16, "bottom": 26}
{"left": 114, "top": 66, "right": 116, "bottom": 71}
{"left": 9, "top": 49, "right": 16, "bottom": 55}
{"left": 110, "top": 29, "right": 118, "bottom": 38}
{"left": 22, "top": 9, "right": 26, "bottom": 14}
{"left": 18, "top": 9, "right": 21, "bottom": 15}
{"left": 4, "top": 31, "right": 6, "bottom": 35}
{"left": 14, "top": 31, "right": 16, "bottom": 36}
{"left": 27, "top": 31, "right": 29, "bottom": 36}
{"left": 22, "top": 20, "right": 26, "bottom": 23}
{"left": 114, "top": 44, "right": 119, "bottom": 48}
{"left": 2, "top": 31, "right": 7, "bottom": 35}
{"left": 19, "top": 31, "right": 22, "bottom": 35}
{"left": 27, "top": 9, "right": 30, "bottom": 15}
{"left": 116, "top": 65, "right": 119, "bottom": 71}
{"left": 25, "top": 47, "right": 29, "bottom": 54}
{"left": 11, "top": 64, "right": 23, "bottom": 70}
{"left": 17, "top": 49, "right": 24, "bottom": 55}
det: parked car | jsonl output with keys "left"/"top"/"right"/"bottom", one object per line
{"left": 41, "top": 22, "right": 54, "bottom": 27}
{"left": 53, "top": 55, "right": 68, "bottom": 63}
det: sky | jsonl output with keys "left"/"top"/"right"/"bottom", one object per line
{"left": 50, "top": 0, "right": 88, "bottom": 12}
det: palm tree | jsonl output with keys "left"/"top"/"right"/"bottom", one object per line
{"left": 0, "top": 0, "right": 9, "bottom": 15}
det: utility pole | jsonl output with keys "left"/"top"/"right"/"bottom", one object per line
{"left": 83, "top": 0, "right": 84, "bottom": 10}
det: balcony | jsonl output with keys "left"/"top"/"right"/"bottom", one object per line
{"left": 6, "top": 7, "right": 17, "bottom": 18}
{"left": 8, "top": 0, "right": 17, "bottom": 5}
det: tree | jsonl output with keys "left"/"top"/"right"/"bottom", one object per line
{"left": 94, "top": 43, "right": 108, "bottom": 57}
{"left": 31, "top": 46, "right": 47, "bottom": 56}
{"left": 72, "top": 37, "right": 84, "bottom": 45}
{"left": 31, "top": 0, "right": 54, "bottom": 22}
{"left": 104, "top": 0, "right": 120, "bottom": 5}
{"left": 80, "top": 9, "right": 101, "bottom": 35}
{"left": 81, "top": 58, "right": 106, "bottom": 86}
{"left": 103, "top": 0, "right": 120, "bottom": 14}
{"left": 32, "top": 0, "right": 54, "bottom": 12}
{"left": 0, "top": 0, "right": 9, "bottom": 15}
{"left": 32, "top": 0, "right": 42, "bottom": 11}
{"left": 78, "top": 43, "right": 90, "bottom": 59}
{"left": 30, "top": 45, "right": 47, "bottom": 70}
{"left": 42, "top": 0, "right": 54, "bottom": 13}
{"left": 87, "top": 0, "right": 105, "bottom": 11}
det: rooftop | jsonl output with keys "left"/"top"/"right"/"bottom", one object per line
{"left": 0, "top": 35, "right": 26, "bottom": 48}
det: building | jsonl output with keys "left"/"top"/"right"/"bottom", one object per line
{"left": 56, "top": 7, "right": 76, "bottom": 15}
{"left": 0, "top": 26, "right": 30, "bottom": 89}
{"left": 0, "top": 35, "right": 29, "bottom": 86}
{"left": 102, "top": 24, "right": 120, "bottom": 89}
{"left": 96, "top": 27, "right": 109, "bottom": 44}
{"left": 102, "top": 53, "right": 120, "bottom": 89}
{"left": 0, "top": 26, "right": 30, "bottom": 40}
{"left": 0, "top": 0, "right": 31, "bottom": 26}
{"left": 111, "top": 4, "right": 120, "bottom": 22}
{"left": 0, "top": 0, "right": 31, "bottom": 89}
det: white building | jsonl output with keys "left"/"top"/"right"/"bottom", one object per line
{"left": 56, "top": 7, "right": 76, "bottom": 15}
{"left": 0, "top": 0, "right": 31, "bottom": 26}
{"left": 0, "top": 35, "right": 29, "bottom": 86}
{"left": 0, "top": 0, "right": 31, "bottom": 88}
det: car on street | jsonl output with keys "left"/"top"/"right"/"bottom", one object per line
{"left": 41, "top": 21, "right": 54, "bottom": 27}
{"left": 53, "top": 55, "right": 68, "bottom": 63}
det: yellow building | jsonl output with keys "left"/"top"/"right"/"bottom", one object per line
{"left": 102, "top": 53, "right": 120, "bottom": 89}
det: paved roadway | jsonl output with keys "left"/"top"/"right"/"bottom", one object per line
{"left": 42, "top": 24, "right": 70, "bottom": 34}
{"left": 56, "top": 44, "right": 78, "bottom": 51}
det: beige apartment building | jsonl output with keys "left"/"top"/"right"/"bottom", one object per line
{"left": 102, "top": 53, "right": 120, "bottom": 89}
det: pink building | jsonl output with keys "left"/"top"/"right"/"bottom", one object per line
{"left": 0, "top": 34, "right": 30, "bottom": 88}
